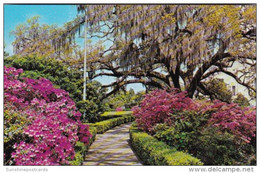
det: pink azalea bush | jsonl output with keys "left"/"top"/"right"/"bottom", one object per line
{"left": 4, "top": 66, "right": 92, "bottom": 165}
{"left": 133, "top": 89, "right": 256, "bottom": 144}
{"left": 205, "top": 100, "right": 256, "bottom": 143}
{"left": 132, "top": 89, "right": 198, "bottom": 132}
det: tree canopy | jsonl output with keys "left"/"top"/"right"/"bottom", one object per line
{"left": 204, "top": 78, "right": 233, "bottom": 103}
{"left": 60, "top": 5, "right": 256, "bottom": 99}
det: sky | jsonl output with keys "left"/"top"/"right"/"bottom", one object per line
{"left": 4, "top": 4, "right": 146, "bottom": 93}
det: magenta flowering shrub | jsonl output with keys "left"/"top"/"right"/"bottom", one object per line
{"left": 206, "top": 100, "right": 256, "bottom": 143}
{"left": 4, "top": 66, "right": 92, "bottom": 165}
{"left": 133, "top": 89, "right": 256, "bottom": 143}
{"left": 132, "top": 89, "right": 198, "bottom": 132}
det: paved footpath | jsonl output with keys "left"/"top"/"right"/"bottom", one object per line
{"left": 83, "top": 122, "right": 142, "bottom": 166}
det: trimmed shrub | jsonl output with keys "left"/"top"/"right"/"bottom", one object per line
{"left": 100, "top": 111, "right": 133, "bottom": 120}
{"left": 129, "top": 124, "right": 203, "bottom": 165}
{"left": 89, "top": 115, "right": 135, "bottom": 134}
{"left": 87, "top": 127, "right": 97, "bottom": 150}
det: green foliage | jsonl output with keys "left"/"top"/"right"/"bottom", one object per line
{"left": 89, "top": 115, "right": 135, "bottom": 134}
{"left": 4, "top": 54, "right": 106, "bottom": 122}
{"left": 69, "top": 152, "right": 84, "bottom": 166}
{"left": 233, "top": 93, "right": 250, "bottom": 107}
{"left": 69, "top": 142, "right": 86, "bottom": 165}
{"left": 87, "top": 127, "right": 97, "bottom": 150}
{"left": 206, "top": 78, "right": 233, "bottom": 103}
{"left": 77, "top": 100, "right": 100, "bottom": 123}
{"left": 100, "top": 111, "right": 133, "bottom": 120}
{"left": 105, "top": 90, "right": 145, "bottom": 110}
{"left": 192, "top": 128, "right": 241, "bottom": 165}
{"left": 129, "top": 124, "right": 203, "bottom": 165}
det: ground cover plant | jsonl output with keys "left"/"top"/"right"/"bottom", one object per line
{"left": 4, "top": 66, "right": 92, "bottom": 165}
{"left": 132, "top": 89, "right": 256, "bottom": 165}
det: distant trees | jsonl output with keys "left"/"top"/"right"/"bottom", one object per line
{"left": 104, "top": 89, "right": 145, "bottom": 110}
{"left": 233, "top": 93, "right": 250, "bottom": 107}
{"left": 204, "top": 78, "right": 233, "bottom": 103}
{"left": 10, "top": 16, "right": 82, "bottom": 65}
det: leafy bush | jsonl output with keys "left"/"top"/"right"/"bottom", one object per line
{"left": 129, "top": 124, "right": 203, "bottom": 165}
{"left": 4, "top": 66, "right": 92, "bottom": 165}
{"left": 87, "top": 127, "right": 97, "bottom": 150}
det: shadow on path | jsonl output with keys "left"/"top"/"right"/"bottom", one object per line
{"left": 83, "top": 122, "right": 142, "bottom": 166}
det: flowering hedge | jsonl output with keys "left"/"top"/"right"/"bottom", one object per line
{"left": 4, "top": 66, "right": 92, "bottom": 165}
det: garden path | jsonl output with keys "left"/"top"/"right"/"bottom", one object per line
{"left": 83, "top": 122, "right": 142, "bottom": 166}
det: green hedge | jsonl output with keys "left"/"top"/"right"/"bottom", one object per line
{"left": 69, "top": 126, "right": 97, "bottom": 165}
{"left": 129, "top": 124, "right": 203, "bottom": 165}
{"left": 87, "top": 126, "right": 97, "bottom": 150}
{"left": 89, "top": 115, "right": 135, "bottom": 134}
{"left": 100, "top": 111, "right": 133, "bottom": 121}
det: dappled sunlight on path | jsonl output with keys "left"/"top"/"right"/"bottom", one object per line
{"left": 83, "top": 122, "right": 142, "bottom": 166}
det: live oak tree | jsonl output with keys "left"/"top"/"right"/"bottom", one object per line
{"left": 53, "top": 5, "right": 257, "bottom": 99}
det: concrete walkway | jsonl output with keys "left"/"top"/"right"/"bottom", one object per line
{"left": 83, "top": 122, "right": 142, "bottom": 166}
